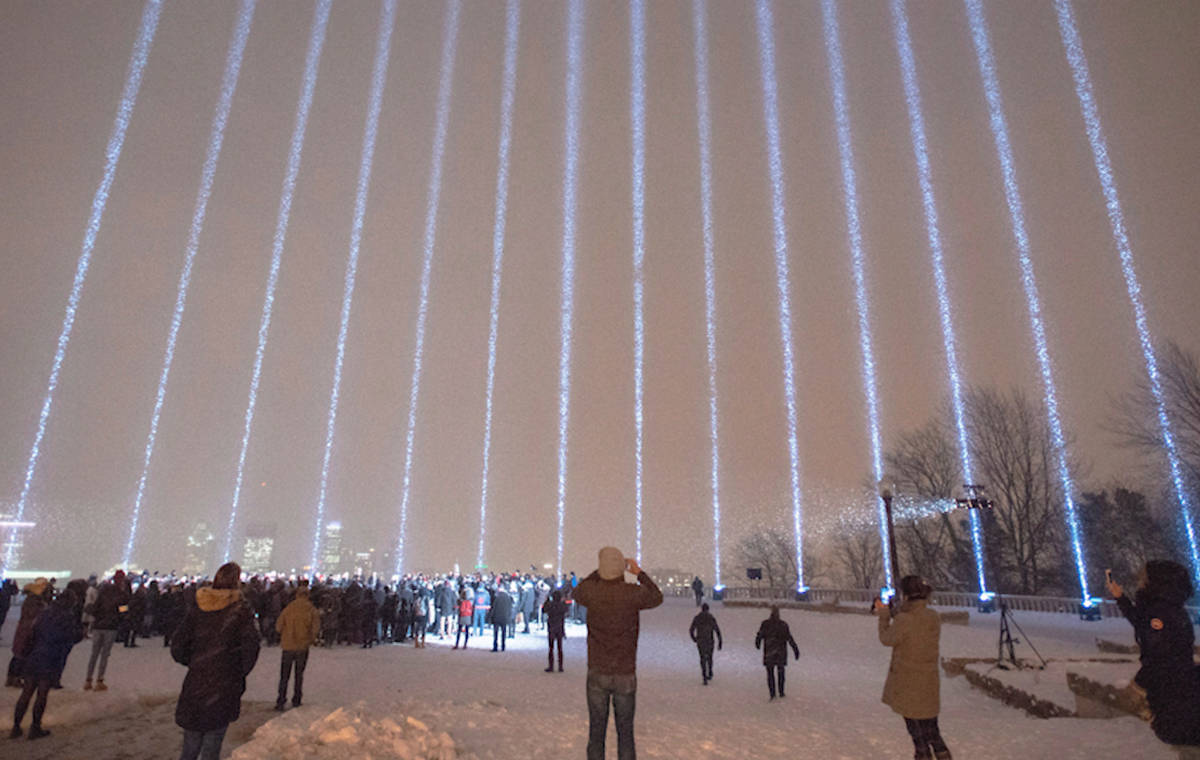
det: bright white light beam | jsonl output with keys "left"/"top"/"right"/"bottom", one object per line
{"left": 475, "top": 0, "right": 522, "bottom": 571}
{"left": 691, "top": 0, "right": 724, "bottom": 588}
{"left": 888, "top": 0, "right": 989, "bottom": 594}
{"left": 123, "top": 0, "right": 256, "bottom": 568}
{"left": 630, "top": 0, "right": 647, "bottom": 563}
{"left": 1054, "top": 0, "right": 1200, "bottom": 591}
{"left": 821, "top": 0, "right": 891, "bottom": 593}
{"left": 310, "top": 0, "right": 397, "bottom": 574}
{"left": 555, "top": 0, "right": 585, "bottom": 578}
{"left": 754, "top": 0, "right": 808, "bottom": 590}
{"left": 392, "top": 0, "right": 462, "bottom": 577}
{"left": 222, "top": 0, "right": 332, "bottom": 563}
{"left": 965, "top": 0, "right": 1090, "bottom": 602}
{"left": 3, "top": 0, "right": 163, "bottom": 576}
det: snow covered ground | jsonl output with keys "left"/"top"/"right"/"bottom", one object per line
{"left": 0, "top": 596, "right": 1176, "bottom": 759}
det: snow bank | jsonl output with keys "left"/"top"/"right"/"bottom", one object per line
{"left": 231, "top": 702, "right": 459, "bottom": 760}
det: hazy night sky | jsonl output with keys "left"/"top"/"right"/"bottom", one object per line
{"left": 1, "top": 0, "right": 1197, "bottom": 578}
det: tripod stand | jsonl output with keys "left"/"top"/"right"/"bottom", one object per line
{"left": 996, "top": 599, "right": 1047, "bottom": 670}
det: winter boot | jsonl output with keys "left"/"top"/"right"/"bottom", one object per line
{"left": 83, "top": 678, "right": 93, "bottom": 691}
{"left": 933, "top": 751, "right": 951, "bottom": 760}
{"left": 95, "top": 680, "right": 108, "bottom": 691}
{"left": 9, "top": 725, "right": 21, "bottom": 739}
{"left": 28, "top": 726, "right": 50, "bottom": 740}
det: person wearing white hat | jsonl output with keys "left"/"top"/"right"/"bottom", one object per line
{"left": 573, "top": 547, "right": 663, "bottom": 760}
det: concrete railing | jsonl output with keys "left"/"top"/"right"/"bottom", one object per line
{"left": 717, "top": 586, "right": 1200, "bottom": 620}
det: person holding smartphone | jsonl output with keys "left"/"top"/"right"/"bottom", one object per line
{"left": 1107, "top": 561, "right": 1200, "bottom": 749}
{"left": 874, "top": 575, "right": 951, "bottom": 760}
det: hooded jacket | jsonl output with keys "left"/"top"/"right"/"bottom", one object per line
{"left": 1117, "top": 567, "right": 1200, "bottom": 746}
{"left": 573, "top": 570, "right": 663, "bottom": 675}
{"left": 690, "top": 610, "right": 723, "bottom": 651}
{"left": 276, "top": 591, "right": 321, "bottom": 652}
{"left": 877, "top": 598, "right": 941, "bottom": 720}
{"left": 20, "top": 600, "right": 83, "bottom": 679}
{"left": 755, "top": 615, "right": 799, "bottom": 667}
{"left": 171, "top": 587, "right": 261, "bottom": 732}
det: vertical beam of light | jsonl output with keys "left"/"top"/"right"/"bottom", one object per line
{"left": 1055, "top": 0, "right": 1200, "bottom": 590}
{"left": 2, "top": 0, "right": 163, "bottom": 576}
{"left": 122, "top": 0, "right": 256, "bottom": 568}
{"left": 754, "top": 0, "right": 807, "bottom": 590}
{"left": 691, "top": 0, "right": 723, "bottom": 588}
{"left": 965, "top": 0, "right": 1090, "bottom": 601}
{"left": 629, "top": 0, "right": 647, "bottom": 563}
{"left": 310, "top": 0, "right": 397, "bottom": 574}
{"left": 475, "top": 0, "right": 521, "bottom": 572}
{"left": 555, "top": 0, "right": 585, "bottom": 578}
{"left": 820, "top": 0, "right": 891, "bottom": 592}
{"left": 221, "top": 0, "right": 332, "bottom": 563}
{"left": 888, "top": 0, "right": 989, "bottom": 594}
{"left": 392, "top": 0, "right": 462, "bottom": 577}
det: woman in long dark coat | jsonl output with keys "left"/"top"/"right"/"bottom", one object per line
{"left": 10, "top": 589, "right": 82, "bottom": 740}
{"left": 171, "top": 562, "right": 260, "bottom": 760}
{"left": 1109, "top": 560, "right": 1200, "bottom": 749}
{"left": 754, "top": 606, "right": 799, "bottom": 700}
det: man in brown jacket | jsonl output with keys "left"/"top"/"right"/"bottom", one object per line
{"left": 573, "top": 547, "right": 663, "bottom": 760}
{"left": 274, "top": 582, "right": 320, "bottom": 710}
{"left": 874, "top": 575, "right": 951, "bottom": 760}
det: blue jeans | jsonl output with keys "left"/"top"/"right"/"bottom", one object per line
{"left": 587, "top": 672, "right": 637, "bottom": 760}
{"left": 473, "top": 608, "right": 488, "bottom": 636}
{"left": 86, "top": 629, "right": 118, "bottom": 681}
{"left": 179, "top": 725, "right": 227, "bottom": 760}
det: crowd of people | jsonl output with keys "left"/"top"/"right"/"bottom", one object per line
{"left": 2, "top": 554, "right": 1199, "bottom": 759}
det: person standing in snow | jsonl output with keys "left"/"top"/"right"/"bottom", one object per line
{"left": 411, "top": 585, "right": 429, "bottom": 648}
{"left": 543, "top": 588, "right": 568, "bottom": 673}
{"left": 171, "top": 562, "right": 261, "bottom": 760}
{"left": 275, "top": 580, "right": 320, "bottom": 711}
{"left": 6, "top": 579, "right": 51, "bottom": 688}
{"left": 691, "top": 576, "right": 704, "bottom": 607}
{"left": 453, "top": 589, "right": 474, "bottom": 650}
{"left": 0, "top": 580, "right": 17, "bottom": 642}
{"left": 1109, "top": 560, "right": 1200, "bottom": 749}
{"left": 10, "top": 589, "right": 82, "bottom": 740}
{"left": 491, "top": 582, "right": 513, "bottom": 652}
{"left": 873, "top": 575, "right": 951, "bottom": 760}
{"left": 689, "top": 603, "right": 722, "bottom": 685}
{"left": 534, "top": 578, "right": 550, "bottom": 631}
{"left": 754, "top": 606, "right": 799, "bottom": 700}
{"left": 83, "top": 569, "right": 129, "bottom": 691}
{"left": 573, "top": 547, "right": 663, "bottom": 760}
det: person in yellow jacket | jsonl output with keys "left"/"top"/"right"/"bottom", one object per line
{"left": 274, "top": 582, "right": 320, "bottom": 711}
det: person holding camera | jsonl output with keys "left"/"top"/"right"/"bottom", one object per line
{"left": 1107, "top": 561, "right": 1200, "bottom": 750}
{"left": 873, "top": 575, "right": 951, "bottom": 760}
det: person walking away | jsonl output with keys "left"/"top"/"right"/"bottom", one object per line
{"left": 453, "top": 590, "right": 473, "bottom": 650}
{"left": 691, "top": 576, "right": 704, "bottom": 607}
{"left": 491, "top": 584, "right": 513, "bottom": 652}
{"left": 6, "top": 579, "right": 51, "bottom": 688}
{"left": 412, "top": 587, "right": 429, "bottom": 648}
{"left": 543, "top": 589, "right": 568, "bottom": 672}
{"left": 519, "top": 579, "right": 535, "bottom": 634}
{"left": 171, "top": 562, "right": 261, "bottom": 760}
{"left": 10, "top": 589, "right": 82, "bottom": 740}
{"left": 473, "top": 584, "right": 491, "bottom": 637}
{"left": 125, "top": 583, "right": 146, "bottom": 647}
{"left": 873, "top": 575, "right": 950, "bottom": 760}
{"left": 1108, "top": 560, "right": 1200, "bottom": 751}
{"left": 754, "top": 606, "right": 799, "bottom": 700}
{"left": 689, "top": 603, "right": 722, "bottom": 684}
{"left": 534, "top": 578, "right": 550, "bottom": 631}
{"left": 573, "top": 547, "right": 664, "bottom": 760}
{"left": 360, "top": 592, "right": 378, "bottom": 649}
{"left": 274, "top": 581, "right": 319, "bottom": 711}
{"left": 84, "top": 569, "right": 130, "bottom": 691}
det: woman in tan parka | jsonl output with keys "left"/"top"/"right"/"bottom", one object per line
{"left": 873, "top": 575, "right": 951, "bottom": 760}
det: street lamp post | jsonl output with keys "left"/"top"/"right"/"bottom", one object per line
{"left": 879, "top": 481, "right": 901, "bottom": 598}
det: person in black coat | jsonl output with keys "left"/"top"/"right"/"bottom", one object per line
{"left": 491, "top": 585, "right": 514, "bottom": 652}
{"left": 755, "top": 606, "right": 799, "bottom": 700}
{"left": 1109, "top": 560, "right": 1200, "bottom": 748}
{"left": 10, "top": 589, "right": 82, "bottom": 740}
{"left": 171, "top": 563, "right": 261, "bottom": 760}
{"left": 689, "top": 603, "right": 723, "bottom": 684}
{"left": 543, "top": 589, "right": 568, "bottom": 672}
{"left": 360, "top": 593, "right": 378, "bottom": 648}
{"left": 0, "top": 580, "right": 16, "bottom": 640}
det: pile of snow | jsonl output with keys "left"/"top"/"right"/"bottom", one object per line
{"left": 231, "top": 702, "right": 459, "bottom": 760}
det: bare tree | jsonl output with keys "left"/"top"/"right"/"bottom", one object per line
{"left": 966, "top": 386, "right": 1072, "bottom": 595}
{"left": 884, "top": 419, "right": 974, "bottom": 590}
{"left": 732, "top": 528, "right": 796, "bottom": 589}
{"left": 831, "top": 515, "right": 883, "bottom": 589}
{"left": 1112, "top": 340, "right": 1200, "bottom": 489}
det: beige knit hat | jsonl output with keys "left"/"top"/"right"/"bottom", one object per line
{"left": 598, "top": 547, "right": 625, "bottom": 580}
